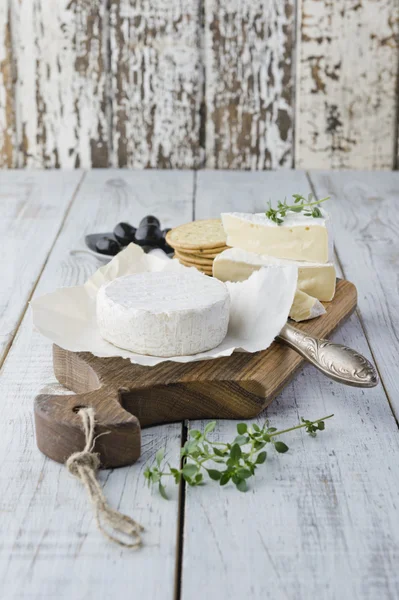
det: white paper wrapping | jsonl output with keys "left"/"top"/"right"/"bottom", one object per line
{"left": 31, "top": 244, "right": 298, "bottom": 367}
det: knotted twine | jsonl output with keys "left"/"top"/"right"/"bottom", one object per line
{"left": 66, "top": 407, "right": 143, "bottom": 548}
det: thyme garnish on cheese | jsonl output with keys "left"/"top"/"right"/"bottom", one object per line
{"left": 144, "top": 414, "right": 333, "bottom": 498}
{"left": 265, "top": 193, "right": 330, "bottom": 225}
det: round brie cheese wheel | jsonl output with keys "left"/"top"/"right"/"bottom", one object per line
{"left": 97, "top": 271, "right": 230, "bottom": 357}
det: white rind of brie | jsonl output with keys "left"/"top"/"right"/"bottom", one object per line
{"left": 96, "top": 271, "right": 230, "bottom": 357}
{"left": 221, "top": 210, "right": 334, "bottom": 263}
{"left": 213, "top": 247, "right": 336, "bottom": 301}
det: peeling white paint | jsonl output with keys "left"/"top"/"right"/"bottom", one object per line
{"left": 204, "top": 0, "right": 295, "bottom": 169}
{"left": 12, "top": 0, "right": 109, "bottom": 168}
{"left": 0, "top": 2, "right": 15, "bottom": 167}
{"left": 0, "top": 0, "right": 398, "bottom": 170}
{"left": 109, "top": 0, "right": 203, "bottom": 169}
{"left": 296, "top": 0, "right": 399, "bottom": 170}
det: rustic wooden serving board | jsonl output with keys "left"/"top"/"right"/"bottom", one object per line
{"left": 35, "top": 279, "right": 356, "bottom": 468}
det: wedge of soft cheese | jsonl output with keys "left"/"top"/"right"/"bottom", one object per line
{"left": 213, "top": 248, "right": 336, "bottom": 301}
{"left": 221, "top": 210, "right": 333, "bottom": 263}
{"left": 290, "top": 290, "right": 326, "bottom": 322}
{"left": 97, "top": 271, "right": 230, "bottom": 357}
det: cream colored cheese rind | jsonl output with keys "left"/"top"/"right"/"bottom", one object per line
{"left": 221, "top": 211, "right": 333, "bottom": 264}
{"left": 213, "top": 247, "right": 336, "bottom": 301}
{"left": 97, "top": 271, "right": 230, "bottom": 357}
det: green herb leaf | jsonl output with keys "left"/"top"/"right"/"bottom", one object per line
{"left": 158, "top": 482, "right": 168, "bottom": 500}
{"left": 233, "top": 435, "right": 249, "bottom": 446}
{"left": 214, "top": 447, "right": 227, "bottom": 457}
{"left": 265, "top": 194, "right": 330, "bottom": 225}
{"left": 183, "top": 463, "right": 198, "bottom": 478}
{"left": 189, "top": 429, "right": 202, "bottom": 439}
{"left": 220, "top": 472, "right": 231, "bottom": 486}
{"left": 204, "top": 421, "right": 217, "bottom": 435}
{"left": 156, "top": 449, "right": 164, "bottom": 467}
{"left": 145, "top": 414, "right": 333, "bottom": 498}
{"left": 207, "top": 469, "right": 222, "bottom": 481}
{"left": 256, "top": 451, "right": 267, "bottom": 464}
{"left": 274, "top": 441, "right": 289, "bottom": 453}
{"left": 236, "top": 479, "right": 248, "bottom": 492}
{"left": 230, "top": 444, "right": 242, "bottom": 462}
{"left": 254, "top": 440, "right": 266, "bottom": 451}
{"left": 236, "top": 468, "right": 252, "bottom": 479}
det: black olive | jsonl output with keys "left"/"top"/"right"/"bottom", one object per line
{"left": 160, "top": 228, "right": 173, "bottom": 253}
{"left": 113, "top": 222, "right": 137, "bottom": 246}
{"left": 95, "top": 236, "right": 121, "bottom": 256}
{"left": 135, "top": 223, "right": 163, "bottom": 247}
{"left": 139, "top": 215, "right": 160, "bottom": 228}
{"left": 160, "top": 240, "right": 174, "bottom": 254}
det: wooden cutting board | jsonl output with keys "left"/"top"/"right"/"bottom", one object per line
{"left": 35, "top": 279, "right": 356, "bottom": 468}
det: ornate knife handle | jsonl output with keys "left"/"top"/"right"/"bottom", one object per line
{"left": 277, "top": 323, "right": 379, "bottom": 388}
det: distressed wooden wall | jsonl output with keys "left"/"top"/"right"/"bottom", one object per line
{"left": 0, "top": 0, "right": 398, "bottom": 170}
{"left": 296, "top": 0, "right": 399, "bottom": 170}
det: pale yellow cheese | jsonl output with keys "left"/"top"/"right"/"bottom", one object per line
{"left": 221, "top": 211, "right": 333, "bottom": 263}
{"left": 213, "top": 248, "right": 336, "bottom": 301}
{"left": 289, "top": 290, "right": 325, "bottom": 322}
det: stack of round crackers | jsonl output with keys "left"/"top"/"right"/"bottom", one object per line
{"left": 166, "top": 219, "right": 229, "bottom": 276}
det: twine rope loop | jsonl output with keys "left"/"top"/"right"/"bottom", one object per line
{"left": 66, "top": 407, "right": 143, "bottom": 548}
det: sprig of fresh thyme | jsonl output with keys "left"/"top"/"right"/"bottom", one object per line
{"left": 265, "top": 193, "right": 330, "bottom": 225}
{"left": 144, "top": 414, "right": 333, "bottom": 498}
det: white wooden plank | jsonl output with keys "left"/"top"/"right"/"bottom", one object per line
{"left": 109, "top": 0, "right": 203, "bottom": 168}
{"left": 309, "top": 170, "right": 399, "bottom": 418}
{"left": 195, "top": 170, "right": 310, "bottom": 217}
{"left": 0, "top": 3, "right": 15, "bottom": 167}
{"left": 0, "top": 170, "right": 195, "bottom": 599}
{"left": 296, "top": 0, "right": 399, "bottom": 170}
{"left": 204, "top": 0, "right": 295, "bottom": 169}
{"left": 12, "top": 0, "right": 109, "bottom": 168}
{"left": 181, "top": 171, "right": 399, "bottom": 600}
{"left": 0, "top": 170, "right": 83, "bottom": 368}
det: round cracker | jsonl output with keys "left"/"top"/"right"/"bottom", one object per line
{"left": 166, "top": 219, "right": 226, "bottom": 250}
{"left": 175, "top": 250, "right": 214, "bottom": 266}
{"left": 176, "top": 258, "right": 213, "bottom": 273}
{"left": 178, "top": 246, "right": 228, "bottom": 258}
{"left": 176, "top": 258, "right": 213, "bottom": 268}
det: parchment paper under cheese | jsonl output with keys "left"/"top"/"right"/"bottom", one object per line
{"left": 31, "top": 243, "right": 298, "bottom": 367}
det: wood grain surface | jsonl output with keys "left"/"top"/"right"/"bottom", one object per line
{"left": 109, "top": 0, "right": 203, "bottom": 168}
{"left": 204, "top": 0, "right": 295, "bottom": 169}
{"left": 296, "top": 0, "right": 399, "bottom": 170}
{"left": 309, "top": 170, "right": 399, "bottom": 419}
{"left": 0, "top": 171, "right": 193, "bottom": 600}
{"left": 12, "top": 0, "right": 109, "bottom": 168}
{"left": 0, "top": 1, "right": 15, "bottom": 168}
{"left": 2, "top": 1, "right": 398, "bottom": 169}
{"left": 0, "top": 169, "right": 398, "bottom": 600}
{"left": 0, "top": 170, "right": 82, "bottom": 368}
{"left": 184, "top": 169, "right": 399, "bottom": 600}
{"left": 181, "top": 314, "right": 399, "bottom": 600}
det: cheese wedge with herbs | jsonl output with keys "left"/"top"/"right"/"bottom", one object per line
{"left": 221, "top": 210, "right": 333, "bottom": 263}
{"left": 213, "top": 248, "right": 336, "bottom": 301}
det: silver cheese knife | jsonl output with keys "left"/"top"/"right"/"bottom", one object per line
{"left": 276, "top": 323, "right": 379, "bottom": 388}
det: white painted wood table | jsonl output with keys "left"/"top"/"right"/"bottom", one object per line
{"left": 0, "top": 170, "right": 398, "bottom": 600}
